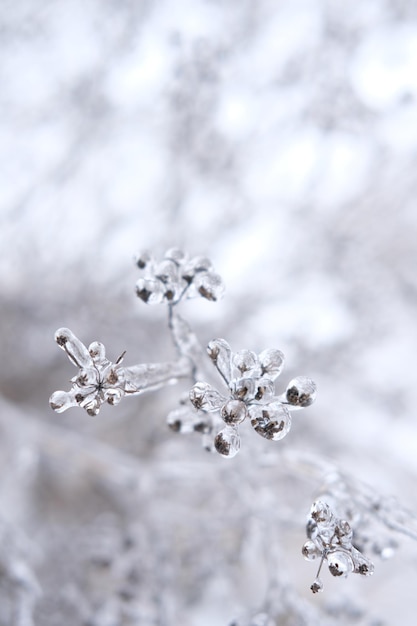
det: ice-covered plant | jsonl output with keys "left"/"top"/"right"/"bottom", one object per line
{"left": 49, "top": 247, "right": 417, "bottom": 609}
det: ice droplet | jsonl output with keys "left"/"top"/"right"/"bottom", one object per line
{"left": 327, "top": 550, "right": 354, "bottom": 577}
{"left": 49, "top": 389, "right": 79, "bottom": 413}
{"left": 154, "top": 259, "right": 179, "bottom": 285}
{"left": 221, "top": 399, "right": 248, "bottom": 425}
{"left": 214, "top": 426, "right": 241, "bottom": 458}
{"left": 54, "top": 328, "right": 91, "bottom": 368}
{"left": 229, "top": 376, "right": 256, "bottom": 401}
{"left": 164, "top": 247, "right": 186, "bottom": 264}
{"left": 249, "top": 402, "right": 291, "bottom": 441}
{"left": 259, "top": 348, "right": 285, "bottom": 380}
{"left": 285, "top": 376, "right": 317, "bottom": 408}
{"left": 207, "top": 339, "right": 232, "bottom": 382}
{"left": 194, "top": 271, "right": 225, "bottom": 301}
{"left": 89, "top": 341, "right": 106, "bottom": 362}
{"left": 135, "top": 278, "right": 165, "bottom": 304}
{"left": 189, "top": 382, "right": 224, "bottom": 411}
{"left": 310, "top": 501, "right": 333, "bottom": 525}
{"left": 233, "top": 350, "right": 259, "bottom": 375}
{"left": 310, "top": 578, "right": 323, "bottom": 593}
{"left": 351, "top": 547, "right": 375, "bottom": 576}
{"left": 302, "top": 540, "right": 321, "bottom": 561}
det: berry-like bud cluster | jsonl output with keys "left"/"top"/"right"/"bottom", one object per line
{"left": 303, "top": 501, "right": 374, "bottom": 593}
{"left": 135, "top": 248, "right": 224, "bottom": 305}
{"left": 178, "top": 338, "right": 316, "bottom": 458}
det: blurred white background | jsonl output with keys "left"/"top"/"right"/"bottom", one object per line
{"left": 1, "top": 0, "right": 417, "bottom": 624}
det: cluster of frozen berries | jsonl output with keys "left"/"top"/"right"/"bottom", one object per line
{"left": 135, "top": 248, "right": 224, "bottom": 305}
{"left": 302, "top": 501, "right": 374, "bottom": 593}
{"left": 49, "top": 328, "right": 127, "bottom": 416}
{"left": 168, "top": 337, "right": 316, "bottom": 458}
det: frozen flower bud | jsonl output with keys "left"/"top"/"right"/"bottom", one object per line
{"left": 88, "top": 341, "right": 106, "bottom": 362}
{"left": 259, "top": 349, "right": 285, "bottom": 380}
{"left": 302, "top": 540, "right": 321, "bottom": 561}
{"left": 54, "top": 327, "right": 91, "bottom": 368}
{"left": 221, "top": 399, "right": 248, "bottom": 425}
{"left": 254, "top": 377, "right": 275, "bottom": 401}
{"left": 214, "top": 426, "right": 241, "bottom": 458}
{"left": 135, "top": 277, "right": 165, "bottom": 304}
{"left": 310, "top": 578, "right": 323, "bottom": 593}
{"left": 310, "top": 501, "right": 333, "bottom": 525}
{"left": 229, "top": 377, "right": 257, "bottom": 401}
{"left": 49, "top": 390, "right": 78, "bottom": 413}
{"left": 189, "top": 382, "right": 224, "bottom": 412}
{"left": 135, "top": 250, "right": 152, "bottom": 269}
{"left": 207, "top": 338, "right": 232, "bottom": 382}
{"left": 351, "top": 547, "right": 375, "bottom": 576}
{"left": 334, "top": 520, "right": 353, "bottom": 549}
{"left": 233, "top": 350, "right": 259, "bottom": 375}
{"left": 164, "top": 247, "right": 186, "bottom": 264}
{"left": 327, "top": 550, "right": 354, "bottom": 577}
{"left": 249, "top": 402, "right": 291, "bottom": 441}
{"left": 194, "top": 271, "right": 225, "bottom": 301}
{"left": 285, "top": 376, "right": 317, "bottom": 408}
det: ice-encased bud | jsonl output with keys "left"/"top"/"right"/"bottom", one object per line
{"left": 154, "top": 259, "right": 178, "bottom": 284}
{"left": 351, "top": 547, "right": 375, "bottom": 576}
{"left": 106, "top": 388, "right": 123, "bottom": 406}
{"left": 229, "top": 377, "right": 256, "bottom": 401}
{"left": 194, "top": 272, "right": 225, "bottom": 301}
{"left": 310, "top": 578, "right": 323, "bottom": 594}
{"left": 135, "top": 250, "right": 152, "bottom": 269}
{"left": 79, "top": 396, "right": 101, "bottom": 416}
{"left": 334, "top": 520, "right": 353, "bottom": 548}
{"left": 233, "top": 350, "right": 259, "bottom": 375}
{"left": 254, "top": 377, "right": 275, "bottom": 401}
{"left": 49, "top": 390, "right": 79, "bottom": 413}
{"left": 74, "top": 368, "right": 97, "bottom": 388}
{"left": 221, "top": 399, "right": 248, "bottom": 425}
{"left": 54, "top": 327, "right": 91, "bottom": 368}
{"left": 310, "top": 501, "right": 332, "bottom": 525}
{"left": 302, "top": 540, "right": 321, "bottom": 561}
{"left": 207, "top": 339, "right": 232, "bottom": 382}
{"left": 214, "top": 426, "right": 241, "bottom": 458}
{"left": 89, "top": 341, "right": 106, "bottom": 362}
{"left": 135, "top": 278, "right": 165, "bottom": 304}
{"left": 327, "top": 550, "right": 354, "bottom": 577}
{"left": 164, "top": 247, "right": 185, "bottom": 264}
{"left": 259, "top": 348, "right": 285, "bottom": 379}
{"left": 285, "top": 376, "right": 317, "bottom": 408}
{"left": 189, "top": 382, "right": 224, "bottom": 412}
{"left": 249, "top": 402, "right": 291, "bottom": 441}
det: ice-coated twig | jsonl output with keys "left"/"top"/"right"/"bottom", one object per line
{"left": 49, "top": 328, "right": 193, "bottom": 416}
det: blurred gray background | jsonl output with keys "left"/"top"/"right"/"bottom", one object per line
{"left": 1, "top": 0, "right": 417, "bottom": 624}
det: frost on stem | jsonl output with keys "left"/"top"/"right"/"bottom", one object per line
{"left": 167, "top": 338, "right": 316, "bottom": 458}
{"left": 49, "top": 328, "right": 192, "bottom": 416}
{"left": 135, "top": 247, "right": 225, "bottom": 305}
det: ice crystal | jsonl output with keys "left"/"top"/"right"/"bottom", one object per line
{"left": 303, "top": 500, "right": 374, "bottom": 592}
{"left": 135, "top": 248, "right": 224, "bottom": 305}
{"left": 181, "top": 338, "right": 316, "bottom": 457}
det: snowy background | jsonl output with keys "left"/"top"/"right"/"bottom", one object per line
{"left": 1, "top": 0, "right": 417, "bottom": 624}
